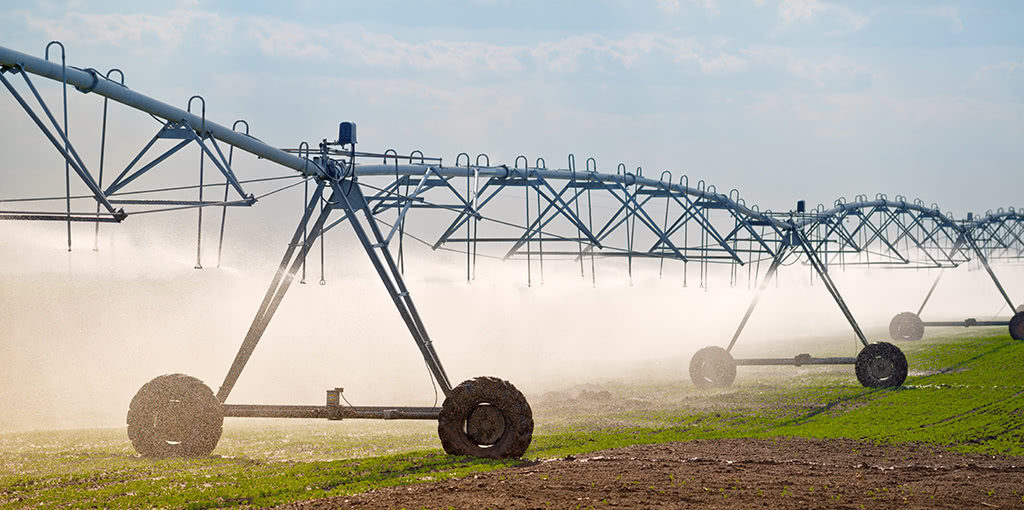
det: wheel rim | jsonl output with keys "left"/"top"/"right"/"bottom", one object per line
{"left": 466, "top": 404, "right": 505, "bottom": 446}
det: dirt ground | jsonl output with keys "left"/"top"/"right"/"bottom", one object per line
{"left": 280, "top": 438, "right": 1024, "bottom": 509}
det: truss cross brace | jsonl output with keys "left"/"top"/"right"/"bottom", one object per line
{"left": 0, "top": 66, "right": 121, "bottom": 220}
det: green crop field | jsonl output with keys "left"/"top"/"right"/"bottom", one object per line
{"left": 2, "top": 329, "right": 1022, "bottom": 509}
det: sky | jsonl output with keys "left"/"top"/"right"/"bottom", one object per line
{"left": 1, "top": 0, "right": 1022, "bottom": 217}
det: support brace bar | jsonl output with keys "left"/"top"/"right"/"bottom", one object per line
{"left": 735, "top": 356, "right": 856, "bottom": 366}
{"left": 922, "top": 320, "right": 1009, "bottom": 327}
{"left": 223, "top": 404, "right": 440, "bottom": 420}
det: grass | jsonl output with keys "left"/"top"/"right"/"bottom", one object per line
{"left": 2, "top": 329, "right": 1023, "bottom": 508}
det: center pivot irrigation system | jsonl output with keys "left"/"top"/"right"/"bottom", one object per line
{"left": 2, "top": 43, "right": 1023, "bottom": 459}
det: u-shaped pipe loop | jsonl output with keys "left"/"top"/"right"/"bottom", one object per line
{"left": 44, "top": 41, "right": 65, "bottom": 63}
{"left": 187, "top": 95, "right": 206, "bottom": 135}
{"left": 232, "top": 119, "right": 250, "bottom": 135}
{"left": 105, "top": 68, "right": 125, "bottom": 86}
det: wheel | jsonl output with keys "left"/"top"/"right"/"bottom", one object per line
{"left": 1010, "top": 311, "right": 1024, "bottom": 340}
{"left": 438, "top": 377, "right": 533, "bottom": 459}
{"left": 127, "top": 374, "right": 223, "bottom": 458}
{"left": 855, "top": 342, "right": 908, "bottom": 388}
{"left": 689, "top": 346, "right": 736, "bottom": 388}
{"left": 888, "top": 312, "right": 924, "bottom": 341}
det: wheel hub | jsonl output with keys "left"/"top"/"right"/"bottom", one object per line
{"left": 704, "top": 355, "right": 736, "bottom": 384}
{"left": 868, "top": 356, "right": 894, "bottom": 380}
{"left": 466, "top": 404, "right": 505, "bottom": 446}
{"left": 154, "top": 400, "right": 189, "bottom": 442}
{"left": 705, "top": 360, "right": 728, "bottom": 383}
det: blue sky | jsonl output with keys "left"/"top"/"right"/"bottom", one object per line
{"left": 1, "top": 0, "right": 1023, "bottom": 216}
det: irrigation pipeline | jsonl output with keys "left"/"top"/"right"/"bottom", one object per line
{"left": 2, "top": 42, "right": 1023, "bottom": 281}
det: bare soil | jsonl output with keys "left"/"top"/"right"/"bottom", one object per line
{"left": 280, "top": 438, "right": 1024, "bottom": 509}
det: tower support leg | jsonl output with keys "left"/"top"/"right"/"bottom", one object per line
{"left": 917, "top": 270, "right": 945, "bottom": 316}
{"left": 795, "top": 230, "right": 869, "bottom": 347}
{"left": 965, "top": 233, "right": 1016, "bottom": 311}
{"left": 216, "top": 181, "right": 329, "bottom": 402}
{"left": 329, "top": 178, "right": 453, "bottom": 395}
{"left": 726, "top": 245, "right": 790, "bottom": 352}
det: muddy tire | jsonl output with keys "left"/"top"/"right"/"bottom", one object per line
{"left": 1010, "top": 312, "right": 1024, "bottom": 341}
{"left": 855, "top": 342, "right": 908, "bottom": 388}
{"left": 438, "top": 377, "right": 533, "bottom": 459}
{"left": 689, "top": 346, "right": 737, "bottom": 388}
{"left": 888, "top": 312, "right": 924, "bottom": 341}
{"left": 127, "top": 374, "right": 223, "bottom": 458}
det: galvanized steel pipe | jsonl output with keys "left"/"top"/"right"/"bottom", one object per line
{"left": 0, "top": 45, "right": 323, "bottom": 178}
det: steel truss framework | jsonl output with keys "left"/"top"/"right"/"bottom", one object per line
{"left": 2, "top": 43, "right": 1023, "bottom": 458}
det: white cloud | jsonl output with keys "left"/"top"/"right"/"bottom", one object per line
{"left": 13, "top": 6, "right": 871, "bottom": 84}
{"left": 743, "top": 45, "right": 873, "bottom": 87}
{"left": 787, "top": 54, "right": 870, "bottom": 86}
{"left": 777, "top": 0, "right": 869, "bottom": 34}
{"left": 19, "top": 10, "right": 191, "bottom": 47}
{"left": 690, "top": 0, "right": 720, "bottom": 16}
{"left": 13, "top": 7, "right": 230, "bottom": 52}
{"left": 340, "top": 32, "right": 527, "bottom": 73}
{"left": 972, "top": 61, "right": 1024, "bottom": 81}
{"left": 530, "top": 34, "right": 746, "bottom": 74}
{"left": 656, "top": 0, "right": 682, "bottom": 15}
{"left": 748, "top": 90, "right": 1024, "bottom": 133}
{"left": 247, "top": 19, "right": 331, "bottom": 59}
{"left": 656, "top": 0, "right": 720, "bottom": 16}
{"left": 240, "top": 25, "right": 749, "bottom": 77}
{"left": 778, "top": 0, "right": 826, "bottom": 24}
{"left": 919, "top": 5, "right": 963, "bottom": 33}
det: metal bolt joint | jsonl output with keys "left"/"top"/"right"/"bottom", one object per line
{"left": 73, "top": 67, "right": 99, "bottom": 94}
